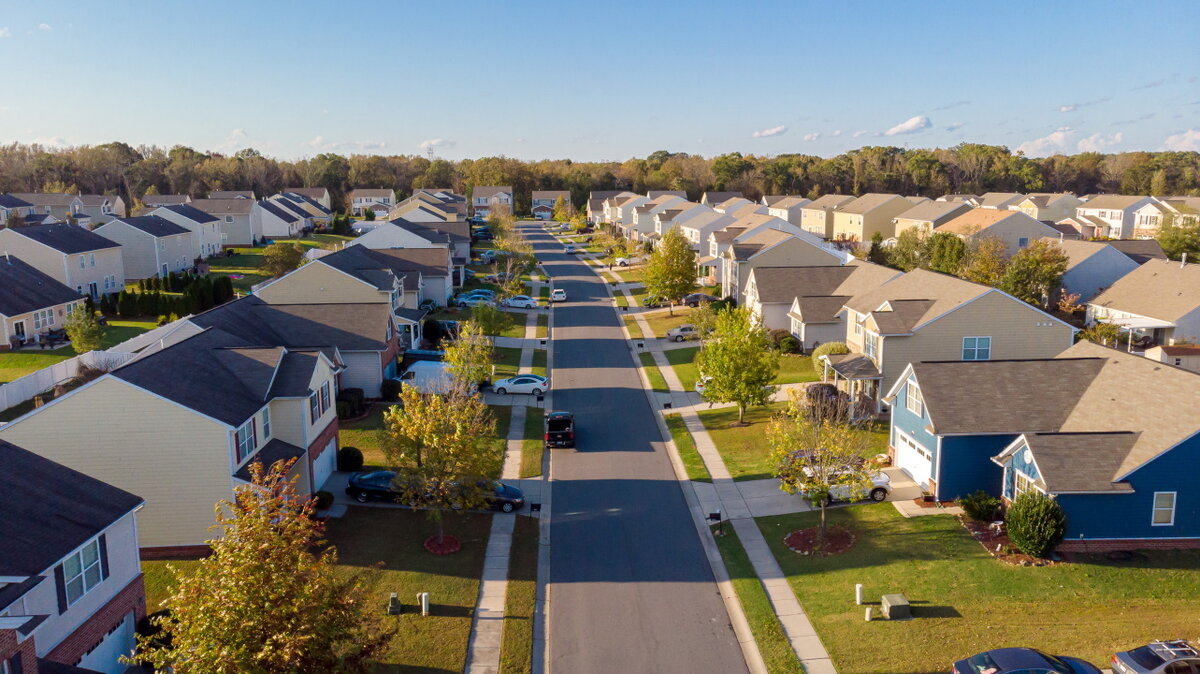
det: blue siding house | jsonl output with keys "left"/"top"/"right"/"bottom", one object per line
{"left": 884, "top": 340, "right": 1200, "bottom": 551}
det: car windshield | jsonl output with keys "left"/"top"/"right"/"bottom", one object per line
{"left": 964, "top": 653, "right": 1001, "bottom": 674}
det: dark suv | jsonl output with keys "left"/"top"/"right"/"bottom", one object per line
{"left": 544, "top": 411, "right": 575, "bottom": 448}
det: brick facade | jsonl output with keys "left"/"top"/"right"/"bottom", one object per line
{"left": 0, "top": 628, "right": 38, "bottom": 674}
{"left": 45, "top": 574, "right": 146, "bottom": 667}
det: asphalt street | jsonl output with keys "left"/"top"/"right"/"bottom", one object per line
{"left": 528, "top": 223, "right": 748, "bottom": 673}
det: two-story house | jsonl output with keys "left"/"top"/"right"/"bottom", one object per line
{"left": 701, "top": 191, "right": 743, "bottom": 205}
{"left": 934, "top": 209, "right": 1062, "bottom": 255}
{"left": 141, "top": 194, "right": 191, "bottom": 209}
{"left": 93, "top": 216, "right": 194, "bottom": 280}
{"left": 409, "top": 189, "right": 469, "bottom": 219}
{"left": 1086, "top": 258, "right": 1200, "bottom": 346}
{"left": 208, "top": 190, "right": 255, "bottom": 199}
{"left": 1050, "top": 237, "right": 1141, "bottom": 302}
{"left": 284, "top": 187, "right": 333, "bottom": 211}
{"left": 744, "top": 259, "right": 899, "bottom": 335}
{"left": 9, "top": 193, "right": 81, "bottom": 221}
{"left": 587, "top": 190, "right": 634, "bottom": 224}
{"left": 825, "top": 268, "right": 1074, "bottom": 415}
{"left": 190, "top": 197, "right": 262, "bottom": 246}
{"left": 531, "top": 190, "right": 571, "bottom": 220}
{"left": 765, "top": 196, "right": 811, "bottom": 227}
{"left": 348, "top": 188, "right": 397, "bottom": 217}
{"left": 470, "top": 186, "right": 513, "bottom": 219}
{"left": 0, "top": 224, "right": 124, "bottom": 298}
{"left": 257, "top": 199, "right": 303, "bottom": 239}
{"left": 832, "top": 194, "right": 928, "bottom": 244}
{"left": 631, "top": 194, "right": 688, "bottom": 243}
{"left": 349, "top": 219, "right": 469, "bottom": 272}
{"left": 1009, "top": 193, "right": 1081, "bottom": 222}
{"left": 674, "top": 206, "right": 732, "bottom": 253}
{"left": 75, "top": 194, "right": 126, "bottom": 225}
{"left": 799, "top": 194, "right": 855, "bottom": 239}
{"left": 0, "top": 194, "right": 36, "bottom": 226}
{"left": 891, "top": 200, "right": 973, "bottom": 238}
{"left": 0, "top": 327, "right": 342, "bottom": 552}
{"left": 0, "top": 257, "right": 87, "bottom": 349}
{"left": 151, "top": 204, "right": 223, "bottom": 259}
{"left": 720, "top": 218, "right": 845, "bottom": 302}
{"left": 1075, "top": 194, "right": 1159, "bottom": 239}
{"left": 0, "top": 441, "right": 146, "bottom": 674}
{"left": 268, "top": 195, "right": 316, "bottom": 231}
{"left": 275, "top": 192, "right": 332, "bottom": 226}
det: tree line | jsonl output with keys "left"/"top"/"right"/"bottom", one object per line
{"left": 2, "top": 142, "right": 1198, "bottom": 216}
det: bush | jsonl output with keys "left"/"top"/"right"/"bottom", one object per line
{"left": 810, "top": 341, "right": 850, "bottom": 372}
{"left": 337, "top": 388, "right": 364, "bottom": 416}
{"left": 778, "top": 336, "right": 801, "bottom": 354}
{"left": 959, "top": 490, "right": 1002, "bottom": 522}
{"left": 379, "top": 379, "right": 402, "bottom": 401}
{"left": 768, "top": 328, "right": 791, "bottom": 346}
{"left": 313, "top": 490, "right": 334, "bottom": 510}
{"left": 337, "top": 446, "right": 364, "bottom": 472}
{"left": 336, "top": 400, "right": 351, "bottom": 419}
{"left": 1006, "top": 491, "right": 1066, "bottom": 558}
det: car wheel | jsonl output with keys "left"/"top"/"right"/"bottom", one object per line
{"left": 496, "top": 387, "right": 507, "bottom": 395}
{"left": 674, "top": 335, "right": 684, "bottom": 342}
{"left": 501, "top": 502, "right": 515, "bottom": 513}
{"left": 870, "top": 487, "right": 888, "bottom": 502}
{"left": 531, "top": 388, "right": 542, "bottom": 396}
{"left": 354, "top": 490, "right": 369, "bottom": 504}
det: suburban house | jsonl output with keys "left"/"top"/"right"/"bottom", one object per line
{"left": 977, "top": 192, "right": 1025, "bottom": 210}
{"left": 1145, "top": 344, "right": 1200, "bottom": 373}
{"left": 389, "top": 197, "right": 458, "bottom": 223}
{"left": 1010, "top": 193, "right": 1081, "bottom": 222}
{"left": 409, "top": 189, "right": 468, "bottom": 219}
{"left": 832, "top": 194, "right": 928, "bottom": 244}
{"left": 1086, "top": 258, "right": 1200, "bottom": 346}
{"left": 190, "top": 197, "right": 262, "bottom": 246}
{"left": 274, "top": 192, "right": 332, "bottom": 225}
{"left": 743, "top": 259, "right": 899, "bottom": 335}
{"left": 1106, "top": 239, "right": 1167, "bottom": 265}
{"left": 531, "top": 190, "right": 571, "bottom": 220}
{"left": 934, "top": 208, "right": 1061, "bottom": 255}
{"left": 700, "top": 226, "right": 747, "bottom": 285}
{"left": 9, "top": 193, "right": 81, "bottom": 221}
{"left": 0, "top": 326, "right": 342, "bottom": 551}
{"left": 257, "top": 199, "right": 303, "bottom": 239}
{"left": 349, "top": 218, "right": 470, "bottom": 262}
{"left": 75, "top": 195, "right": 126, "bottom": 225}
{"left": 826, "top": 268, "right": 1075, "bottom": 414}
{"left": 0, "top": 194, "right": 35, "bottom": 227}
{"left": 268, "top": 195, "right": 316, "bottom": 230}
{"left": 93, "top": 216, "right": 194, "bottom": 280}
{"left": 799, "top": 194, "right": 855, "bottom": 239}
{"left": 0, "top": 440, "right": 146, "bottom": 674}
{"left": 348, "top": 188, "right": 397, "bottom": 217}
{"left": 891, "top": 200, "right": 973, "bottom": 237}
{"left": 1075, "top": 194, "right": 1159, "bottom": 239}
{"left": 208, "top": 190, "right": 255, "bottom": 199}
{"left": 587, "top": 190, "right": 635, "bottom": 223}
{"left": 886, "top": 341, "right": 1200, "bottom": 551}
{"left": 937, "top": 194, "right": 981, "bottom": 206}
{"left": 605, "top": 194, "right": 650, "bottom": 233}
{"left": 674, "top": 206, "right": 733, "bottom": 251}
{"left": 651, "top": 202, "right": 709, "bottom": 240}
{"left": 701, "top": 191, "right": 743, "bottom": 205}
{"left": 151, "top": 204, "right": 223, "bottom": 259}
{"left": 284, "top": 187, "right": 333, "bottom": 211}
{"left": 140, "top": 194, "right": 191, "bottom": 208}
{"left": 0, "top": 257, "right": 87, "bottom": 349}
{"left": 1050, "top": 237, "right": 1141, "bottom": 302}
{"left": 471, "top": 186, "right": 513, "bottom": 218}
{"left": 0, "top": 224, "right": 124, "bottom": 298}
{"left": 631, "top": 194, "right": 688, "bottom": 242}
{"left": 719, "top": 220, "right": 844, "bottom": 302}
{"left": 765, "top": 196, "right": 812, "bottom": 226}
{"left": 647, "top": 190, "right": 687, "bottom": 200}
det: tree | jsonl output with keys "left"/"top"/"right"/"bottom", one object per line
{"left": 957, "top": 236, "right": 1008, "bottom": 286}
{"left": 551, "top": 195, "right": 571, "bottom": 222}
{"left": 694, "top": 307, "right": 779, "bottom": 423}
{"left": 129, "top": 460, "right": 395, "bottom": 672}
{"left": 381, "top": 387, "right": 502, "bottom": 543}
{"left": 866, "top": 232, "right": 888, "bottom": 265}
{"left": 888, "top": 228, "right": 929, "bottom": 271}
{"left": 1078, "top": 319, "right": 1121, "bottom": 346}
{"left": 1157, "top": 214, "right": 1200, "bottom": 260}
{"left": 443, "top": 319, "right": 493, "bottom": 391}
{"left": 65, "top": 307, "right": 104, "bottom": 352}
{"left": 470, "top": 302, "right": 512, "bottom": 338}
{"left": 927, "top": 232, "right": 966, "bottom": 274}
{"left": 643, "top": 228, "right": 696, "bottom": 316}
{"left": 999, "top": 239, "right": 1069, "bottom": 307}
{"left": 770, "top": 391, "right": 874, "bottom": 540}
{"left": 259, "top": 242, "right": 305, "bottom": 278}
{"left": 363, "top": 208, "right": 375, "bottom": 221}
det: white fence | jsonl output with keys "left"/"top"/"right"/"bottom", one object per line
{"left": 0, "top": 350, "right": 135, "bottom": 413}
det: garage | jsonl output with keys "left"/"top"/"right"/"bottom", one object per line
{"left": 77, "top": 611, "right": 135, "bottom": 674}
{"left": 894, "top": 431, "right": 933, "bottom": 489}
{"left": 311, "top": 438, "right": 337, "bottom": 490}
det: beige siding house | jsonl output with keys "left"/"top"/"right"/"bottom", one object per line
{"left": 935, "top": 209, "right": 1061, "bottom": 256}
{"left": 799, "top": 194, "right": 854, "bottom": 239}
{"left": 743, "top": 259, "right": 899, "bottom": 336}
{"left": 1011, "top": 193, "right": 1082, "bottom": 222}
{"left": 832, "top": 194, "right": 927, "bottom": 244}
{"left": 0, "top": 223, "right": 124, "bottom": 298}
{"left": 1086, "top": 259, "right": 1200, "bottom": 346}
{"left": 0, "top": 257, "right": 87, "bottom": 348}
{"left": 721, "top": 221, "right": 845, "bottom": 302}
{"left": 891, "top": 200, "right": 973, "bottom": 237}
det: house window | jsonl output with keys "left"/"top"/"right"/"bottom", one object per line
{"left": 1152, "top": 492, "right": 1176, "bottom": 526}
{"left": 1017, "top": 237, "right": 1029, "bottom": 248}
{"left": 320, "top": 381, "right": 331, "bottom": 412}
{"left": 963, "top": 336, "right": 992, "bottom": 361}
{"left": 225, "top": 215, "right": 234, "bottom": 223}
{"left": 79, "top": 255, "right": 86, "bottom": 269}
{"left": 864, "top": 330, "right": 879, "bottom": 361}
{"left": 63, "top": 537, "right": 103, "bottom": 606}
{"left": 236, "top": 419, "right": 256, "bottom": 463}
{"left": 905, "top": 379, "right": 924, "bottom": 416}
{"left": 89, "top": 253, "right": 95, "bottom": 267}
{"left": 309, "top": 392, "right": 320, "bottom": 423}
{"left": 261, "top": 407, "right": 271, "bottom": 440}
{"left": 853, "top": 313, "right": 864, "bottom": 336}
{"left": 1013, "top": 470, "right": 1036, "bottom": 499}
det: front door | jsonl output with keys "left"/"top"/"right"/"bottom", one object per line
{"left": 13, "top": 320, "right": 26, "bottom": 339}
{"left": 88, "top": 281, "right": 99, "bottom": 297}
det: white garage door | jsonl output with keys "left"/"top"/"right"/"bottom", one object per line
{"left": 78, "top": 611, "right": 134, "bottom": 674}
{"left": 312, "top": 439, "right": 337, "bottom": 491}
{"left": 894, "top": 431, "right": 933, "bottom": 489}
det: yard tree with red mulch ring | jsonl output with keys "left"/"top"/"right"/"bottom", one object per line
{"left": 381, "top": 386, "right": 502, "bottom": 552}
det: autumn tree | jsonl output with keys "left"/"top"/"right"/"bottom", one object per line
{"left": 552, "top": 195, "right": 571, "bottom": 222}
{"left": 644, "top": 228, "right": 696, "bottom": 315}
{"left": 65, "top": 307, "right": 104, "bottom": 352}
{"left": 957, "top": 236, "right": 1008, "bottom": 286}
{"left": 694, "top": 307, "right": 779, "bottom": 423}
{"left": 470, "top": 302, "right": 513, "bottom": 338}
{"left": 999, "top": 239, "right": 1069, "bottom": 307}
{"left": 129, "top": 460, "right": 394, "bottom": 672}
{"left": 888, "top": 228, "right": 929, "bottom": 271}
{"left": 928, "top": 231, "right": 967, "bottom": 274}
{"left": 1157, "top": 214, "right": 1200, "bottom": 261}
{"left": 259, "top": 242, "right": 305, "bottom": 277}
{"left": 443, "top": 319, "right": 493, "bottom": 391}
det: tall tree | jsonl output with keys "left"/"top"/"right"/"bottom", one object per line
{"left": 259, "top": 242, "right": 305, "bottom": 278}
{"left": 643, "top": 228, "right": 696, "bottom": 316}
{"left": 957, "top": 236, "right": 1008, "bottom": 287}
{"left": 64, "top": 307, "right": 104, "bottom": 352}
{"left": 999, "top": 239, "right": 1069, "bottom": 307}
{"left": 551, "top": 195, "right": 571, "bottom": 222}
{"left": 927, "top": 231, "right": 967, "bottom": 274}
{"left": 888, "top": 229, "right": 929, "bottom": 271}
{"left": 1157, "top": 214, "right": 1200, "bottom": 260}
{"left": 129, "top": 460, "right": 395, "bottom": 672}
{"left": 443, "top": 319, "right": 493, "bottom": 391}
{"left": 694, "top": 307, "right": 779, "bottom": 423}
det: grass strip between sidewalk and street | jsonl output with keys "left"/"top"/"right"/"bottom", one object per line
{"left": 520, "top": 406, "right": 544, "bottom": 478}
{"left": 621, "top": 315, "right": 645, "bottom": 340}
{"left": 637, "top": 352, "right": 669, "bottom": 393}
{"left": 664, "top": 413, "right": 712, "bottom": 482}
{"left": 535, "top": 313, "right": 549, "bottom": 338}
{"left": 530, "top": 349, "right": 547, "bottom": 377}
{"left": 710, "top": 524, "right": 805, "bottom": 674}
{"left": 500, "top": 516, "right": 540, "bottom": 673}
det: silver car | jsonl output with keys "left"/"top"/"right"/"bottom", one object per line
{"left": 665, "top": 324, "right": 698, "bottom": 342}
{"left": 1112, "top": 641, "right": 1200, "bottom": 674}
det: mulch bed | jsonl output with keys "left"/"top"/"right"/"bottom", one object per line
{"left": 784, "top": 526, "right": 856, "bottom": 556}
{"left": 960, "top": 517, "right": 1054, "bottom": 566}
{"left": 911, "top": 497, "right": 957, "bottom": 509}
{"left": 424, "top": 534, "right": 462, "bottom": 555}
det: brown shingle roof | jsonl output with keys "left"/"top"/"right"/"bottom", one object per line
{"left": 935, "top": 208, "right": 1022, "bottom": 235}
{"left": 893, "top": 200, "right": 972, "bottom": 224}
{"left": 844, "top": 268, "right": 990, "bottom": 333}
{"left": 1088, "top": 258, "right": 1200, "bottom": 322}
{"left": 1019, "top": 432, "right": 1138, "bottom": 493}
{"left": 836, "top": 193, "right": 906, "bottom": 216}
{"left": 472, "top": 186, "right": 512, "bottom": 199}
{"left": 802, "top": 194, "right": 855, "bottom": 211}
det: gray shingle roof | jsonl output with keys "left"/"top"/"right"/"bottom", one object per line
{"left": 0, "top": 256, "right": 82, "bottom": 317}
{"left": 105, "top": 215, "right": 191, "bottom": 238}
{"left": 1088, "top": 258, "right": 1200, "bottom": 322}
{"left": 844, "top": 269, "right": 991, "bottom": 333}
{"left": 9, "top": 193, "right": 75, "bottom": 208}
{"left": 160, "top": 203, "right": 219, "bottom": 224}
{"left": 1106, "top": 239, "right": 1167, "bottom": 265}
{"left": 233, "top": 438, "right": 306, "bottom": 482}
{"left": 191, "top": 198, "right": 256, "bottom": 215}
{"left": 893, "top": 200, "right": 972, "bottom": 224}
{"left": 0, "top": 194, "right": 34, "bottom": 209}
{"left": 142, "top": 194, "right": 190, "bottom": 206}
{"left": 472, "top": 186, "right": 512, "bottom": 199}
{"left": 1019, "top": 432, "right": 1138, "bottom": 493}
{"left": 7, "top": 223, "right": 121, "bottom": 253}
{"left": 836, "top": 193, "right": 906, "bottom": 215}
{"left": 190, "top": 295, "right": 391, "bottom": 353}
{"left": 258, "top": 199, "right": 299, "bottom": 223}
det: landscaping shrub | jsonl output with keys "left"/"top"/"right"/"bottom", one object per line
{"left": 379, "top": 379, "right": 402, "bottom": 401}
{"left": 810, "top": 341, "right": 850, "bottom": 372}
{"left": 337, "top": 446, "right": 364, "bottom": 472}
{"left": 768, "top": 328, "right": 791, "bottom": 347}
{"left": 314, "top": 490, "right": 334, "bottom": 510}
{"left": 959, "top": 490, "right": 1002, "bottom": 522}
{"left": 337, "top": 387, "right": 364, "bottom": 416}
{"left": 336, "top": 400, "right": 351, "bottom": 419}
{"left": 779, "top": 336, "right": 801, "bottom": 354}
{"left": 1006, "top": 491, "right": 1066, "bottom": 558}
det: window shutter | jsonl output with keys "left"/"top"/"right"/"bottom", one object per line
{"left": 53, "top": 564, "right": 67, "bottom": 614}
{"left": 99, "top": 534, "right": 110, "bottom": 580}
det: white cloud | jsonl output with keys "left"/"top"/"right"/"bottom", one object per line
{"left": 803, "top": 132, "right": 821, "bottom": 142}
{"left": 418, "top": 138, "right": 455, "bottom": 151}
{"left": 32, "top": 136, "right": 69, "bottom": 147}
{"left": 852, "top": 130, "right": 870, "bottom": 138}
{"left": 945, "top": 122, "right": 966, "bottom": 131}
{"left": 934, "top": 100, "right": 971, "bottom": 111}
{"left": 307, "top": 136, "right": 337, "bottom": 151}
{"left": 752, "top": 125, "right": 787, "bottom": 138}
{"left": 0, "top": 27, "right": 11, "bottom": 38}
{"left": 37, "top": 23, "right": 51, "bottom": 31}
{"left": 1056, "top": 126, "right": 1073, "bottom": 132}
{"left": 1016, "top": 129, "right": 1074, "bottom": 156}
{"left": 1058, "top": 105, "right": 1076, "bottom": 113}
{"left": 1076, "top": 132, "right": 1123, "bottom": 153}
{"left": 1163, "top": 128, "right": 1200, "bottom": 151}
{"left": 884, "top": 115, "right": 931, "bottom": 136}
{"left": 830, "top": 129, "right": 842, "bottom": 137}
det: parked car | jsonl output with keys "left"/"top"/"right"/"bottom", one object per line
{"left": 614, "top": 257, "right": 632, "bottom": 267}
{"left": 798, "top": 467, "right": 891, "bottom": 504}
{"left": 485, "top": 272, "right": 515, "bottom": 283}
{"left": 418, "top": 299, "right": 439, "bottom": 311}
{"left": 456, "top": 289, "right": 496, "bottom": 301}
{"left": 551, "top": 288, "right": 567, "bottom": 302}
{"left": 544, "top": 411, "right": 575, "bottom": 448}
{"left": 694, "top": 375, "right": 711, "bottom": 394}
{"left": 503, "top": 295, "right": 539, "bottom": 309}
{"left": 474, "top": 230, "right": 493, "bottom": 241}
{"left": 682, "top": 293, "right": 719, "bottom": 307}
{"left": 345, "top": 471, "right": 525, "bottom": 513}
{"left": 455, "top": 295, "right": 496, "bottom": 308}
{"left": 492, "top": 374, "right": 550, "bottom": 395}
{"left": 1112, "top": 641, "right": 1200, "bottom": 674}
{"left": 564, "top": 244, "right": 579, "bottom": 254}
{"left": 642, "top": 294, "right": 670, "bottom": 308}
{"left": 665, "top": 324, "right": 698, "bottom": 342}
{"left": 953, "top": 648, "right": 1103, "bottom": 674}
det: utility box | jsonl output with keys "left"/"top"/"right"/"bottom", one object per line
{"left": 881, "top": 593, "right": 910, "bottom": 620}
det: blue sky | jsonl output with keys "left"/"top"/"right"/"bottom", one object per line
{"left": 1, "top": 0, "right": 1197, "bottom": 161}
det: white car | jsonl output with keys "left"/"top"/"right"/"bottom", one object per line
{"left": 455, "top": 295, "right": 496, "bottom": 308}
{"left": 799, "top": 468, "right": 892, "bottom": 504}
{"left": 492, "top": 374, "right": 550, "bottom": 395}
{"left": 614, "top": 257, "right": 632, "bottom": 266}
{"left": 503, "top": 295, "right": 538, "bottom": 309}
{"left": 665, "top": 324, "right": 698, "bottom": 342}
{"left": 694, "top": 375, "right": 711, "bottom": 394}
{"left": 550, "top": 288, "right": 567, "bottom": 302}
{"left": 563, "top": 244, "right": 578, "bottom": 254}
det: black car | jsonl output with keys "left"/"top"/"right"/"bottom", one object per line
{"left": 682, "top": 293, "right": 719, "bottom": 307}
{"left": 345, "top": 470, "right": 526, "bottom": 513}
{"left": 544, "top": 411, "right": 575, "bottom": 448}
{"left": 954, "top": 648, "right": 1102, "bottom": 674}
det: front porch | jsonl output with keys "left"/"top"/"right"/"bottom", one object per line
{"left": 819, "top": 352, "right": 883, "bottom": 418}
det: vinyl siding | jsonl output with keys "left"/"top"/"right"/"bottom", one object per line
{"left": 1060, "top": 246, "right": 1139, "bottom": 302}
{"left": 0, "top": 376, "right": 232, "bottom": 548}
{"left": 1, "top": 299, "right": 84, "bottom": 342}
{"left": 340, "top": 351, "right": 384, "bottom": 398}
{"left": 972, "top": 218, "right": 1061, "bottom": 256}
{"left": 937, "top": 435, "right": 1011, "bottom": 500}
{"left": 255, "top": 262, "right": 389, "bottom": 305}
{"left": 731, "top": 239, "right": 842, "bottom": 302}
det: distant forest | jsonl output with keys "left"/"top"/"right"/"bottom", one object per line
{"left": 1, "top": 142, "right": 1198, "bottom": 213}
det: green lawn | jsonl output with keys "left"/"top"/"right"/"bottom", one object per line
{"left": 535, "top": 313, "right": 548, "bottom": 339}
{"left": 637, "top": 352, "right": 669, "bottom": 393}
{"left": 0, "top": 319, "right": 156, "bottom": 383}
{"left": 520, "top": 407, "right": 544, "bottom": 478}
{"left": 143, "top": 507, "right": 493, "bottom": 672}
{"left": 665, "top": 414, "right": 711, "bottom": 482}
{"left": 500, "top": 515, "right": 539, "bottom": 673}
{"left": 493, "top": 346, "right": 522, "bottom": 380}
{"left": 758, "top": 505, "right": 1200, "bottom": 673}
{"left": 665, "top": 346, "right": 701, "bottom": 392}
{"left": 697, "top": 402, "right": 786, "bottom": 481}
{"left": 612, "top": 265, "right": 647, "bottom": 285}
{"left": 622, "top": 315, "right": 645, "bottom": 340}
{"left": 641, "top": 308, "right": 696, "bottom": 339}
{"left": 530, "top": 349, "right": 547, "bottom": 378}
{"left": 711, "top": 525, "right": 803, "bottom": 674}
{"left": 775, "top": 354, "right": 819, "bottom": 384}
{"left": 341, "top": 403, "right": 511, "bottom": 470}
{"left": 536, "top": 285, "right": 549, "bottom": 302}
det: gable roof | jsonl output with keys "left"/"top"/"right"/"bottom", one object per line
{"left": 102, "top": 215, "right": 191, "bottom": 238}
{"left": 284, "top": 187, "right": 330, "bottom": 199}
{"left": 9, "top": 193, "right": 76, "bottom": 208}
{"left": 729, "top": 228, "right": 794, "bottom": 260}
{"left": 532, "top": 190, "right": 571, "bottom": 200}
{"left": 802, "top": 194, "right": 855, "bottom": 211}
{"left": 142, "top": 194, "right": 190, "bottom": 207}
{"left": 754, "top": 260, "right": 898, "bottom": 307}
{"left": 1013, "top": 432, "right": 1138, "bottom": 493}
{"left": 836, "top": 193, "right": 906, "bottom": 215}
{"left": 472, "top": 186, "right": 512, "bottom": 199}
{"left": 977, "top": 192, "right": 1024, "bottom": 208}
{"left": 5, "top": 223, "right": 120, "bottom": 253}
{"left": 191, "top": 197, "right": 256, "bottom": 215}
{"left": 935, "top": 208, "right": 1037, "bottom": 236}
{"left": 270, "top": 197, "right": 312, "bottom": 219}
{"left": 769, "top": 196, "right": 811, "bottom": 210}
{"left": 844, "top": 268, "right": 991, "bottom": 333}
{"left": 208, "top": 190, "right": 254, "bottom": 199}
{"left": 258, "top": 199, "right": 300, "bottom": 223}
{"left": 191, "top": 295, "right": 391, "bottom": 353}
{"left": 0, "top": 440, "right": 143, "bottom": 577}
{"left": 159, "top": 203, "right": 219, "bottom": 224}
{"left": 703, "top": 191, "right": 743, "bottom": 203}
{"left": 316, "top": 245, "right": 410, "bottom": 291}
{"left": 349, "top": 188, "right": 395, "bottom": 198}
{"left": 0, "top": 256, "right": 82, "bottom": 317}
{"left": 1106, "top": 239, "right": 1167, "bottom": 264}
{"left": 1079, "top": 194, "right": 1151, "bottom": 210}
{"left": 0, "top": 194, "right": 34, "bottom": 209}
{"left": 77, "top": 194, "right": 116, "bottom": 207}
{"left": 1088, "top": 258, "right": 1200, "bottom": 322}
{"left": 368, "top": 247, "right": 451, "bottom": 278}
{"left": 647, "top": 190, "right": 687, "bottom": 199}
{"left": 1037, "top": 237, "right": 1112, "bottom": 270}
{"left": 278, "top": 192, "right": 332, "bottom": 215}
{"left": 893, "top": 200, "right": 972, "bottom": 224}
